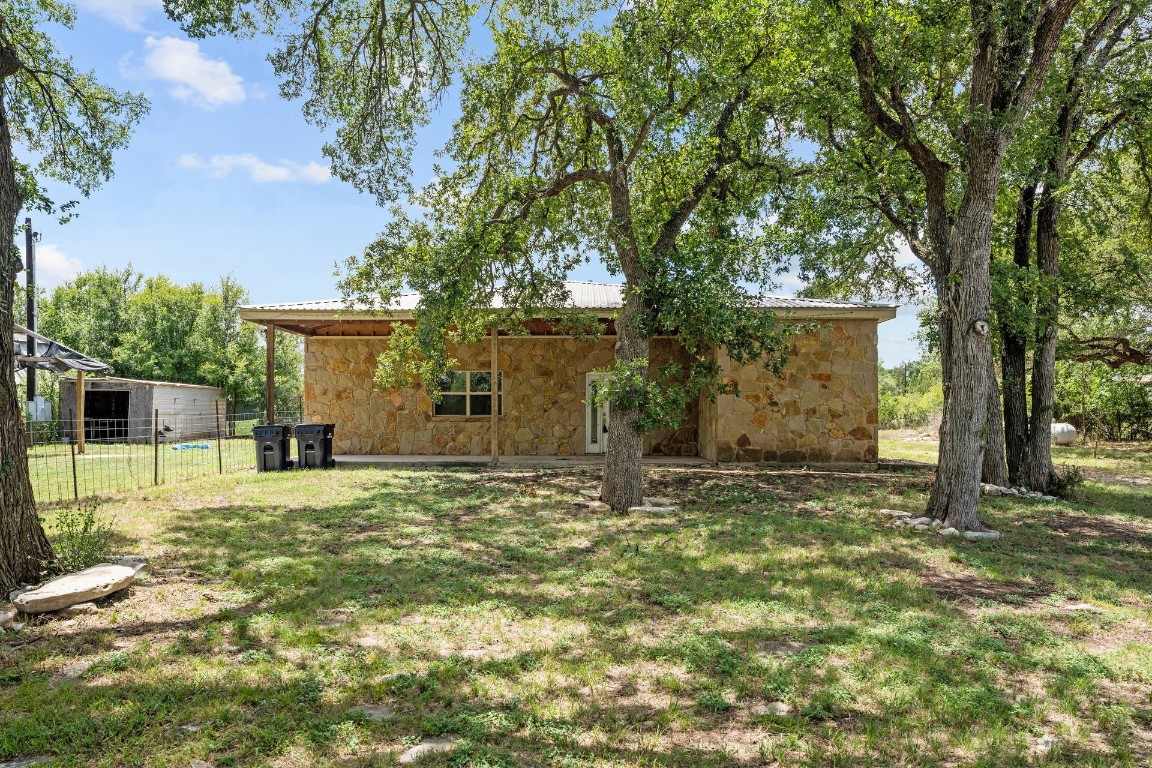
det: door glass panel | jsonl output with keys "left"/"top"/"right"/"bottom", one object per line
{"left": 589, "top": 381, "right": 599, "bottom": 445}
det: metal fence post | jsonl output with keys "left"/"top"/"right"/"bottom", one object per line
{"left": 153, "top": 408, "right": 160, "bottom": 487}
{"left": 69, "top": 410, "right": 79, "bottom": 503}
{"left": 215, "top": 401, "right": 224, "bottom": 475}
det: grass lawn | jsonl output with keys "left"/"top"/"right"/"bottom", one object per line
{"left": 882, "top": 429, "right": 1152, "bottom": 478}
{"left": 3, "top": 453, "right": 1151, "bottom": 766}
{"left": 28, "top": 439, "right": 260, "bottom": 506}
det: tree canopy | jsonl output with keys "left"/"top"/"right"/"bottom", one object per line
{"left": 39, "top": 269, "right": 303, "bottom": 412}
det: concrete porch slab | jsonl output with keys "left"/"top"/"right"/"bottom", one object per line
{"left": 334, "top": 454, "right": 710, "bottom": 468}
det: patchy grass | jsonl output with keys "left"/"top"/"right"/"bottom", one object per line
{"left": 3, "top": 458, "right": 1150, "bottom": 767}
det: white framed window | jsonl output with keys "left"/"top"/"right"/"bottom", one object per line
{"left": 433, "top": 370, "right": 503, "bottom": 416}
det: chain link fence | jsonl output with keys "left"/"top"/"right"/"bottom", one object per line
{"left": 25, "top": 410, "right": 301, "bottom": 507}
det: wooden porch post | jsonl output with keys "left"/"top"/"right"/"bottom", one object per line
{"left": 490, "top": 326, "right": 499, "bottom": 465}
{"left": 265, "top": 323, "right": 276, "bottom": 424}
{"left": 75, "top": 371, "right": 85, "bottom": 455}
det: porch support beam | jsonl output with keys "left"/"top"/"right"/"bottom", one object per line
{"left": 491, "top": 326, "right": 499, "bottom": 465}
{"left": 265, "top": 323, "right": 276, "bottom": 424}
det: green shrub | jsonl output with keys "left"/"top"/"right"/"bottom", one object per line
{"left": 51, "top": 501, "right": 115, "bottom": 573}
{"left": 1050, "top": 465, "right": 1085, "bottom": 500}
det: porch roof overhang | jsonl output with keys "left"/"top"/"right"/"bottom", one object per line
{"left": 13, "top": 325, "right": 112, "bottom": 373}
{"left": 240, "top": 282, "right": 899, "bottom": 336}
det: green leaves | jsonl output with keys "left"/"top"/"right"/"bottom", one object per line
{"left": 4, "top": 0, "right": 149, "bottom": 219}
{"left": 39, "top": 270, "right": 302, "bottom": 409}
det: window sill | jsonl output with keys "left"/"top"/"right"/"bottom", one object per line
{"left": 431, "top": 415, "right": 500, "bottom": 421}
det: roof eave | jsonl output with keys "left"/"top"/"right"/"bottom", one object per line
{"left": 240, "top": 305, "right": 899, "bottom": 328}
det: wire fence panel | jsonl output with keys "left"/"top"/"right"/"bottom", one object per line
{"left": 25, "top": 410, "right": 302, "bottom": 507}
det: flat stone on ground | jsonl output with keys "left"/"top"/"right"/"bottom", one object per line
{"left": 59, "top": 602, "right": 98, "bottom": 618}
{"left": 58, "top": 660, "right": 93, "bottom": 681}
{"left": 0, "top": 758, "right": 53, "bottom": 767}
{"left": 114, "top": 556, "right": 152, "bottom": 576}
{"left": 963, "top": 530, "right": 1002, "bottom": 541}
{"left": 14, "top": 565, "right": 135, "bottom": 614}
{"left": 570, "top": 499, "right": 611, "bottom": 513}
{"left": 629, "top": 505, "right": 679, "bottom": 515}
{"left": 350, "top": 704, "right": 394, "bottom": 720}
{"left": 752, "top": 701, "right": 792, "bottom": 716}
{"left": 757, "top": 640, "right": 812, "bottom": 656}
{"left": 879, "top": 509, "right": 911, "bottom": 517}
{"left": 1063, "top": 602, "right": 1102, "bottom": 613}
{"left": 398, "top": 736, "right": 458, "bottom": 764}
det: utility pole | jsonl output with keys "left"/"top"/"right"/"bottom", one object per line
{"left": 24, "top": 218, "right": 37, "bottom": 410}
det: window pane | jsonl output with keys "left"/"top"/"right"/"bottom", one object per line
{"left": 434, "top": 394, "right": 468, "bottom": 416}
{"left": 438, "top": 371, "right": 467, "bottom": 393}
{"left": 470, "top": 394, "right": 492, "bottom": 416}
{"left": 498, "top": 395, "right": 502, "bottom": 415}
{"left": 471, "top": 371, "right": 492, "bottom": 393}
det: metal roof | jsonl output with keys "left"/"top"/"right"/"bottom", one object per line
{"left": 241, "top": 281, "right": 898, "bottom": 314}
{"left": 64, "top": 376, "right": 225, "bottom": 391}
{"left": 13, "top": 325, "right": 112, "bottom": 374}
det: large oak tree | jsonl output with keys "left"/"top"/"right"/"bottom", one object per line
{"left": 169, "top": 0, "right": 801, "bottom": 511}
{"left": 785, "top": 0, "right": 1092, "bottom": 530}
{"left": 0, "top": 2, "right": 146, "bottom": 591}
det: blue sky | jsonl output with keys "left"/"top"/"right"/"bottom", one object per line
{"left": 24, "top": 0, "right": 924, "bottom": 365}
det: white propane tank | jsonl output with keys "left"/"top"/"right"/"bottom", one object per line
{"left": 1051, "top": 422, "right": 1078, "bottom": 446}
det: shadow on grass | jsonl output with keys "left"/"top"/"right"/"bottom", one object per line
{"left": 4, "top": 465, "right": 1149, "bottom": 766}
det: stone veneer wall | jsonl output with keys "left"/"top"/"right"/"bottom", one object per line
{"left": 713, "top": 319, "right": 879, "bottom": 463}
{"left": 303, "top": 334, "right": 697, "bottom": 456}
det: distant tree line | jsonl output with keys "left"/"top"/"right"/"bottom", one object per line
{"left": 878, "top": 357, "right": 944, "bottom": 431}
{"left": 30, "top": 267, "right": 302, "bottom": 417}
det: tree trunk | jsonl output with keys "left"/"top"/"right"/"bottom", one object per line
{"left": 1020, "top": 180, "right": 1061, "bottom": 491}
{"left": 925, "top": 132, "right": 1003, "bottom": 531}
{"left": 1001, "top": 185, "right": 1035, "bottom": 485}
{"left": 602, "top": 285, "right": 649, "bottom": 512}
{"left": 0, "top": 83, "right": 55, "bottom": 592}
{"left": 981, "top": 355, "right": 1009, "bottom": 486}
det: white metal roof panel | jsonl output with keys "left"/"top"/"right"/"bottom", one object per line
{"left": 241, "top": 281, "right": 897, "bottom": 313}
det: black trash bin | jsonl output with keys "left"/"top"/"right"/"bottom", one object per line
{"left": 295, "top": 423, "right": 336, "bottom": 469}
{"left": 254, "top": 425, "right": 293, "bottom": 471}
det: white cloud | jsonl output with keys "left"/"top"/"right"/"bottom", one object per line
{"left": 74, "top": 0, "right": 161, "bottom": 31}
{"left": 893, "top": 236, "right": 919, "bottom": 266}
{"left": 34, "top": 244, "right": 82, "bottom": 289}
{"left": 143, "top": 36, "right": 245, "bottom": 108}
{"left": 179, "top": 153, "right": 332, "bottom": 184}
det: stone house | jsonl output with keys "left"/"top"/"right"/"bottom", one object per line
{"left": 239, "top": 282, "right": 896, "bottom": 464}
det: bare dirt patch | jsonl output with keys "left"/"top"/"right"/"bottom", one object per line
{"left": 1044, "top": 514, "right": 1152, "bottom": 549}
{"left": 921, "top": 568, "right": 1052, "bottom": 606}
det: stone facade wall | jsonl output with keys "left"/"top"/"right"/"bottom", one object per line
{"left": 713, "top": 320, "right": 879, "bottom": 464}
{"left": 303, "top": 335, "right": 696, "bottom": 456}
{"left": 302, "top": 319, "right": 878, "bottom": 461}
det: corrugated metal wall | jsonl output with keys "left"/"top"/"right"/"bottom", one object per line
{"left": 151, "top": 385, "right": 227, "bottom": 441}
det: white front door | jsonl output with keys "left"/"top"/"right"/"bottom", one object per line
{"left": 585, "top": 373, "right": 611, "bottom": 454}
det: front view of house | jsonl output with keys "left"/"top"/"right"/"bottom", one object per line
{"left": 239, "top": 282, "right": 896, "bottom": 464}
